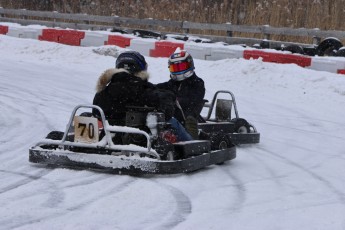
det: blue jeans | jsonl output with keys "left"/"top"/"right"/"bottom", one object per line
{"left": 168, "top": 117, "right": 193, "bottom": 142}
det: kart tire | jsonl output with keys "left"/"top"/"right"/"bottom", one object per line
{"left": 210, "top": 132, "right": 234, "bottom": 150}
{"left": 41, "top": 131, "right": 64, "bottom": 149}
{"left": 210, "top": 133, "right": 234, "bottom": 165}
{"left": 336, "top": 48, "right": 345, "bottom": 57}
{"left": 46, "top": 131, "right": 64, "bottom": 140}
{"left": 153, "top": 137, "right": 178, "bottom": 160}
{"left": 231, "top": 118, "right": 251, "bottom": 133}
{"left": 283, "top": 44, "right": 304, "bottom": 54}
{"left": 317, "top": 38, "right": 343, "bottom": 56}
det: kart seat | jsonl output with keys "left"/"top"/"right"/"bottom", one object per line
{"left": 199, "top": 98, "right": 233, "bottom": 122}
{"left": 215, "top": 99, "right": 232, "bottom": 121}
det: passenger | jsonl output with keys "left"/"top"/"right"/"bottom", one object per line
{"left": 92, "top": 51, "right": 193, "bottom": 142}
{"left": 157, "top": 50, "right": 205, "bottom": 139}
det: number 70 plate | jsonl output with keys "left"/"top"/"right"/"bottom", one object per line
{"left": 74, "top": 116, "right": 99, "bottom": 143}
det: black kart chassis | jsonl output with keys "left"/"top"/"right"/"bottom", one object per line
{"left": 29, "top": 147, "right": 236, "bottom": 175}
{"left": 200, "top": 90, "right": 260, "bottom": 145}
{"left": 29, "top": 105, "right": 236, "bottom": 175}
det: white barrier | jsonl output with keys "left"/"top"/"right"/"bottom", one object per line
{"left": 207, "top": 45, "right": 245, "bottom": 61}
{"left": 128, "top": 38, "right": 156, "bottom": 56}
{"left": 80, "top": 32, "right": 108, "bottom": 47}
{"left": 184, "top": 43, "right": 212, "bottom": 60}
{"left": 6, "top": 27, "right": 42, "bottom": 39}
{"left": 309, "top": 56, "right": 345, "bottom": 73}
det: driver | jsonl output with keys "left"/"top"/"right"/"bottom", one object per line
{"left": 92, "top": 51, "right": 193, "bottom": 142}
{"left": 157, "top": 49, "right": 205, "bottom": 139}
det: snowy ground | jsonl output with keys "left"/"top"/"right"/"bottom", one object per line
{"left": 1, "top": 35, "right": 345, "bottom": 230}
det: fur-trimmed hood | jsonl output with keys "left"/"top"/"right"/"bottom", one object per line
{"left": 95, "top": 68, "right": 150, "bottom": 92}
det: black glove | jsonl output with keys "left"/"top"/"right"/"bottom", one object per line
{"left": 158, "top": 90, "right": 175, "bottom": 120}
{"left": 144, "top": 88, "right": 176, "bottom": 120}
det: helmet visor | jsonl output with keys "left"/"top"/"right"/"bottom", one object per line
{"left": 169, "top": 61, "right": 192, "bottom": 73}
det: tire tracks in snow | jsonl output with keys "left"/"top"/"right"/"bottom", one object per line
{"left": 220, "top": 150, "right": 290, "bottom": 212}
{"left": 259, "top": 120, "right": 345, "bottom": 141}
{"left": 0, "top": 175, "right": 137, "bottom": 230}
{"left": 0, "top": 91, "right": 56, "bottom": 153}
{"left": 149, "top": 180, "right": 192, "bottom": 230}
{"left": 256, "top": 146, "right": 345, "bottom": 205}
{"left": 215, "top": 163, "right": 247, "bottom": 213}
{"left": 0, "top": 169, "right": 66, "bottom": 229}
{"left": 0, "top": 169, "right": 57, "bottom": 196}
{"left": 193, "top": 144, "right": 284, "bottom": 213}
{"left": 250, "top": 98, "right": 345, "bottom": 142}
{"left": 64, "top": 176, "right": 135, "bottom": 211}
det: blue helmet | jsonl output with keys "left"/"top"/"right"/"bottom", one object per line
{"left": 116, "top": 51, "right": 147, "bottom": 73}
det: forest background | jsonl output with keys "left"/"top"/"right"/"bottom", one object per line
{"left": 1, "top": 0, "right": 345, "bottom": 43}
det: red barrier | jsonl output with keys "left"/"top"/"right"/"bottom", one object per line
{"left": 243, "top": 50, "right": 312, "bottom": 67}
{"left": 39, "top": 29, "right": 61, "bottom": 42}
{"left": 150, "top": 41, "right": 184, "bottom": 57}
{"left": 39, "top": 29, "right": 85, "bottom": 46}
{"left": 58, "top": 30, "right": 85, "bottom": 46}
{"left": 0, "top": 25, "right": 9, "bottom": 35}
{"left": 274, "top": 53, "right": 311, "bottom": 67}
{"left": 337, "top": 69, "right": 345, "bottom": 75}
{"left": 105, "top": 35, "right": 132, "bottom": 47}
{"left": 243, "top": 50, "right": 271, "bottom": 61}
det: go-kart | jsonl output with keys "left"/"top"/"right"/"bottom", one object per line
{"left": 29, "top": 90, "right": 259, "bottom": 175}
{"left": 29, "top": 103, "right": 236, "bottom": 175}
{"left": 198, "top": 90, "right": 260, "bottom": 145}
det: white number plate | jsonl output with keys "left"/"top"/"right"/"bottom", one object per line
{"left": 74, "top": 116, "right": 99, "bottom": 143}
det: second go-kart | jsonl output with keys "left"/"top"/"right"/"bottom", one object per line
{"left": 198, "top": 90, "right": 260, "bottom": 145}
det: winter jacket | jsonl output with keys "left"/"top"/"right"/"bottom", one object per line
{"left": 93, "top": 68, "right": 175, "bottom": 125}
{"left": 156, "top": 73, "right": 205, "bottom": 124}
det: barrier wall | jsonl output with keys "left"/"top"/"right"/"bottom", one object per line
{"left": 58, "top": 30, "right": 85, "bottom": 46}
{"left": 105, "top": 35, "right": 132, "bottom": 48}
{"left": 338, "top": 69, "right": 345, "bottom": 74}
{"left": 244, "top": 50, "right": 312, "bottom": 67}
{"left": 150, "top": 41, "right": 184, "bottom": 57}
{"left": 0, "top": 25, "right": 9, "bottom": 34}
{"left": 128, "top": 39, "right": 156, "bottom": 57}
{"left": 6, "top": 27, "right": 42, "bottom": 39}
{"left": 39, "top": 28, "right": 85, "bottom": 46}
{"left": 39, "top": 29, "right": 60, "bottom": 42}
{"left": 309, "top": 57, "right": 345, "bottom": 73}
{"left": 184, "top": 43, "right": 212, "bottom": 60}
{"left": 1, "top": 23, "right": 345, "bottom": 75}
{"left": 207, "top": 46, "right": 245, "bottom": 61}
{"left": 81, "top": 32, "right": 108, "bottom": 47}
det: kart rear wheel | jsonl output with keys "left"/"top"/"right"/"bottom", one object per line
{"left": 231, "top": 118, "right": 250, "bottom": 133}
{"left": 211, "top": 133, "right": 234, "bottom": 150}
{"left": 211, "top": 134, "right": 234, "bottom": 165}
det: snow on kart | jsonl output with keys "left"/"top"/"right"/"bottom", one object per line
{"left": 199, "top": 90, "right": 260, "bottom": 145}
{"left": 29, "top": 104, "right": 236, "bottom": 175}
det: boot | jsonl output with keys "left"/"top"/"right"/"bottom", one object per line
{"left": 198, "top": 130, "right": 210, "bottom": 140}
{"left": 185, "top": 116, "right": 199, "bottom": 139}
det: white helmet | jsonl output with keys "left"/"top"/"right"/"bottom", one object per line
{"left": 168, "top": 50, "right": 194, "bottom": 81}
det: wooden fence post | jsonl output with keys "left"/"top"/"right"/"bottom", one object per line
{"left": 20, "top": 9, "right": 28, "bottom": 20}
{"left": 226, "top": 31, "right": 233, "bottom": 37}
